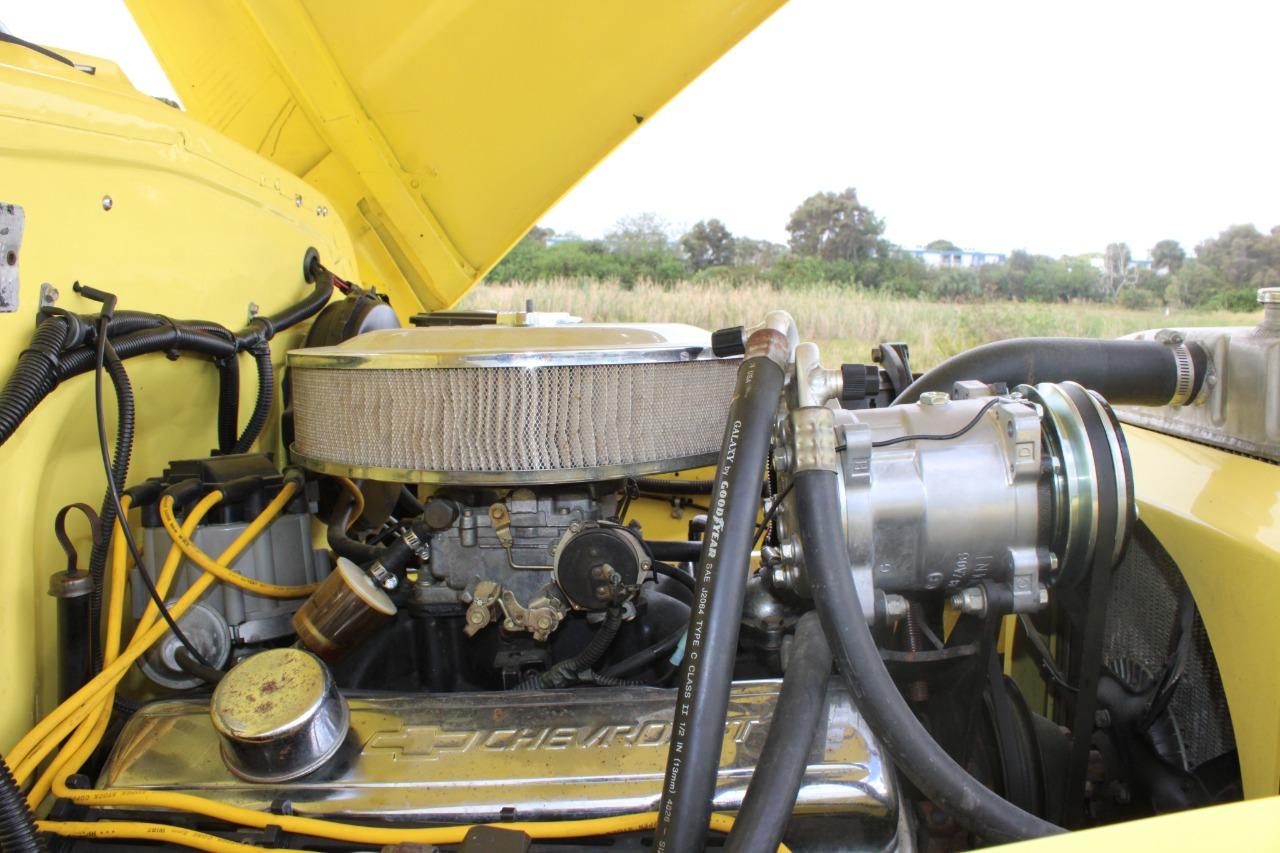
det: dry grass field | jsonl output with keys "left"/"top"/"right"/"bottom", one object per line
{"left": 463, "top": 279, "right": 1259, "bottom": 369}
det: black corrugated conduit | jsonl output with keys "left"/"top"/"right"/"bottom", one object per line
{"left": 793, "top": 466, "right": 1062, "bottom": 843}
{"left": 520, "top": 608, "right": 624, "bottom": 690}
{"left": 230, "top": 342, "right": 274, "bottom": 454}
{"left": 724, "top": 611, "right": 833, "bottom": 853}
{"left": 654, "top": 339, "right": 787, "bottom": 853}
{"left": 0, "top": 752, "right": 45, "bottom": 852}
{"left": 0, "top": 314, "right": 69, "bottom": 447}
{"left": 0, "top": 256, "right": 335, "bottom": 677}
{"left": 0, "top": 252, "right": 335, "bottom": 454}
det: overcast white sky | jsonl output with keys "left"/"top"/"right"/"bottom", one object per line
{"left": 5, "top": 0, "right": 1278, "bottom": 259}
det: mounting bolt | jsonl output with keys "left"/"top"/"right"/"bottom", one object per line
{"left": 918, "top": 391, "right": 950, "bottom": 407}
{"left": 883, "top": 593, "right": 909, "bottom": 621}
{"left": 951, "top": 586, "right": 987, "bottom": 616}
{"left": 101, "top": 195, "right": 113, "bottom": 211}
{"left": 294, "top": 194, "right": 303, "bottom": 207}
{"left": 1038, "top": 587, "right": 1050, "bottom": 606}
{"left": 39, "top": 283, "right": 59, "bottom": 307}
{"left": 769, "top": 565, "right": 790, "bottom": 589}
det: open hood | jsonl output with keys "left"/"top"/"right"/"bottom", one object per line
{"left": 124, "top": 0, "right": 787, "bottom": 311}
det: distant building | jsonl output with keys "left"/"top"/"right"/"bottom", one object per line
{"left": 905, "top": 247, "right": 1008, "bottom": 270}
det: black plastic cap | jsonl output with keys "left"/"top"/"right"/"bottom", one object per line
{"left": 711, "top": 326, "right": 746, "bottom": 358}
{"left": 840, "top": 364, "right": 881, "bottom": 404}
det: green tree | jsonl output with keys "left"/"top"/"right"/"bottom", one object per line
{"left": 1102, "top": 242, "right": 1132, "bottom": 297}
{"left": 1194, "top": 224, "right": 1280, "bottom": 290}
{"left": 786, "top": 188, "right": 886, "bottom": 262}
{"left": 1166, "top": 260, "right": 1227, "bottom": 307}
{"left": 924, "top": 268, "right": 981, "bottom": 301}
{"left": 926, "top": 238, "right": 960, "bottom": 251}
{"left": 991, "top": 249, "right": 1035, "bottom": 300}
{"left": 734, "top": 238, "right": 786, "bottom": 271}
{"left": 606, "top": 213, "right": 672, "bottom": 254}
{"left": 680, "top": 219, "right": 736, "bottom": 272}
{"left": 1150, "top": 239, "right": 1186, "bottom": 274}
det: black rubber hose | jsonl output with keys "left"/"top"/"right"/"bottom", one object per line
{"left": 0, "top": 752, "right": 45, "bottom": 852}
{"left": 522, "top": 608, "right": 625, "bottom": 689}
{"left": 655, "top": 351, "right": 786, "bottom": 853}
{"left": 652, "top": 561, "right": 696, "bottom": 592}
{"left": 399, "top": 485, "right": 427, "bottom": 517}
{"left": 257, "top": 264, "right": 335, "bottom": 334}
{"left": 230, "top": 342, "right": 273, "bottom": 453}
{"left": 793, "top": 467, "right": 1062, "bottom": 842}
{"left": 86, "top": 347, "right": 136, "bottom": 674}
{"left": 894, "top": 337, "right": 1207, "bottom": 406}
{"left": 327, "top": 490, "right": 385, "bottom": 565}
{"left": 648, "top": 540, "right": 703, "bottom": 564}
{"left": 725, "top": 612, "right": 832, "bottom": 853}
{"left": 601, "top": 625, "right": 686, "bottom": 679}
{"left": 0, "top": 314, "right": 68, "bottom": 447}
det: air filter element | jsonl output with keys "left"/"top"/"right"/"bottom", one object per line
{"left": 288, "top": 324, "right": 738, "bottom": 484}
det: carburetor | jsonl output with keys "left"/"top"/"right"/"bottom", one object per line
{"left": 413, "top": 488, "right": 650, "bottom": 641}
{"left": 770, "top": 344, "right": 1133, "bottom": 620}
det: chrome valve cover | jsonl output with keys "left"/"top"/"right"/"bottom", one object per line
{"left": 99, "top": 680, "right": 897, "bottom": 842}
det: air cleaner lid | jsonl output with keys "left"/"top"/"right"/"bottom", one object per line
{"left": 287, "top": 323, "right": 719, "bottom": 370}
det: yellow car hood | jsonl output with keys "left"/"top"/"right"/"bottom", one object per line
{"left": 125, "top": 0, "right": 787, "bottom": 310}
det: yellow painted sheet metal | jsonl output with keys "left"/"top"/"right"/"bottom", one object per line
{"left": 1124, "top": 428, "right": 1280, "bottom": 800}
{"left": 0, "top": 42, "right": 355, "bottom": 748}
{"left": 998, "top": 795, "right": 1280, "bottom": 851}
{"left": 124, "top": 0, "right": 789, "bottom": 311}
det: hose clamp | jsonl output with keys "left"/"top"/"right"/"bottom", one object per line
{"left": 1156, "top": 329, "right": 1195, "bottom": 406}
{"left": 789, "top": 406, "right": 839, "bottom": 473}
{"left": 401, "top": 528, "right": 430, "bottom": 562}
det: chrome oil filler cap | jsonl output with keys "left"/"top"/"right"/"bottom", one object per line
{"left": 210, "top": 647, "right": 349, "bottom": 782}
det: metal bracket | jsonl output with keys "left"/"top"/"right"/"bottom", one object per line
{"left": 0, "top": 203, "right": 25, "bottom": 312}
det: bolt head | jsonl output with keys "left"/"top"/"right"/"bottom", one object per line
{"left": 101, "top": 195, "right": 113, "bottom": 211}
{"left": 1038, "top": 587, "right": 1050, "bottom": 606}
{"left": 883, "top": 594, "right": 909, "bottom": 619}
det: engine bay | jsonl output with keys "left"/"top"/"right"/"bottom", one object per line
{"left": 0, "top": 255, "right": 1250, "bottom": 852}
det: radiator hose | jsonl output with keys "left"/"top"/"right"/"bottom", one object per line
{"left": 792, "top": 463, "right": 1062, "bottom": 843}
{"left": 895, "top": 337, "right": 1206, "bottom": 406}
{"left": 654, "top": 317, "right": 790, "bottom": 853}
{"left": 0, "top": 753, "right": 45, "bottom": 852}
{"left": 725, "top": 611, "right": 832, "bottom": 853}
